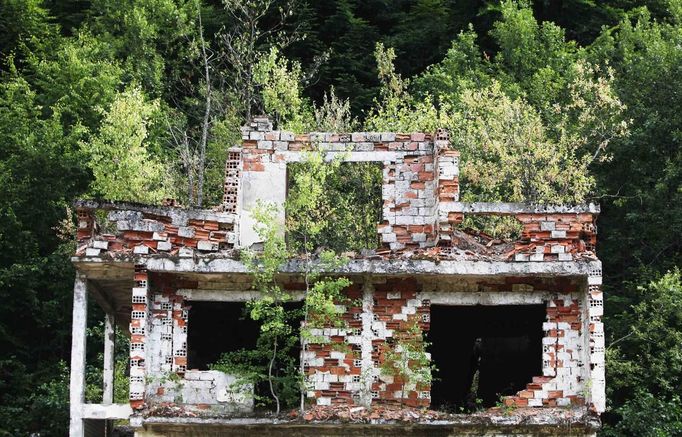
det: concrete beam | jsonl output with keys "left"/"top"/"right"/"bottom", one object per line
{"left": 421, "top": 291, "right": 553, "bottom": 306}
{"left": 439, "top": 202, "right": 600, "bottom": 215}
{"left": 179, "top": 289, "right": 305, "bottom": 302}
{"left": 69, "top": 274, "right": 88, "bottom": 437}
{"left": 143, "top": 257, "right": 601, "bottom": 278}
{"left": 73, "top": 199, "right": 236, "bottom": 225}
{"left": 102, "top": 313, "right": 115, "bottom": 404}
{"left": 80, "top": 403, "right": 133, "bottom": 420}
{"left": 277, "top": 151, "right": 404, "bottom": 162}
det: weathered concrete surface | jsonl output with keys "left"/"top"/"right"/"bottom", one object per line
{"left": 72, "top": 256, "right": 600, "bottom": 277}
{"left": 133, "top": 408, "right": 600, "bottom": 437}
{"left": 238, "top": 162, "right": 286, "bottom": 248}
{"left": 74, "top": 199, "right": 237, "bottom": 225}
{"left": 145, "top": 370, "right": 254, "bottom": 414}
{"left": 439, "top": 202, "right": 600, "bottom": 215}
{"left": 69, "top": 274, "right": 88, "bottom": 437}
{"left": 81, "top": 403, "right": 133, "bottom": 420}
{"left": 136, "top": 424, "right": 596, "bottom": 437}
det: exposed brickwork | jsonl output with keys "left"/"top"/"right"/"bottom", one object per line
{"left": 222, "top": 151, "right": 242, "bottom": 214}
{"left": 303, "top": 279, "right": 431, "bottom": 408}
{"left": 128, "top": 272, "right": 198, "bottom": 409}
{"left": 303, "top": 284, "right": 363, "bottom": 406}
{"left": 129, "top": 265, "right": 149, "bottom": 409}
{"left": 72, "top": 118, "right": 606, "bottom": 421}
{"left": 513, "top": 213, "right": 597, "bottom": 261}
{"left": 372, "top": 279, "right": 430, "bottom": 408}
{"left": 75, "top": 203, "right": 236, "bottom": 258}
{"left": 504, "top": 293, "right": 586, "bottom": 408}
{"left": 236, "top": 117, "right": 458, "bottom": 252}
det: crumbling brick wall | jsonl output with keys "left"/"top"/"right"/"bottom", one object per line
{"left": 75, "top": 201, "right": 237, "bottom": 258}
{"left": 303, "top": 279, "right": 431, "bottom": 408}
{"left": 71, "top": 120, "right": 605, "bottom": 414}
{"left": 128, "top": 271, "right": 195, "bottom": 410}
{"left": 236, "top": 116, "right": 459, "bottom": 252}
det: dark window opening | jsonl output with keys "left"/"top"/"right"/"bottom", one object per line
{"left": 187, "top": 301, "right": 260, "bottom": 370}
{"left": 428, "top": 304, "right": 545, "bottom": 411}
{"left": 187, "top": 300, "right": 304, "bottom": 409}
{"left": 286, "top": 161, "right": 382, "bottom": 252}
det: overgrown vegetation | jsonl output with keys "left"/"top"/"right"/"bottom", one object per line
{"left": 213, "top": 152, "right": 357, "bottom": 412}
{"left": 1, "top": 0, "right": 681, "bottom": 435}
{"left": 380, "top": 317, "right": 434, "bottom": 407}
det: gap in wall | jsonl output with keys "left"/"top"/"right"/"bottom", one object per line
{"left": 186, "top": 301, "right": 260, "bottom": 370}
{"left": 286, "top": 161, "right": 383, "bottom": 252}
{"left": 428, "top": 304, "right": 545, "bottom": 411}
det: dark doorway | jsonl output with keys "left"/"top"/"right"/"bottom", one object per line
{"left": 428, "top": 304, "right": 545, "bottom": 411}
{"left": 186, "top": 301, "right": 261, "bottom": 370}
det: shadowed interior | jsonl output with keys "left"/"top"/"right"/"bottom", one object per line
{"left": 428, "top": 304, "right": 545, "bottom": 410}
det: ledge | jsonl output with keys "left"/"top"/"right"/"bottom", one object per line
{"left": 136, "top": 407, "right": 600, "bottom": 435}
{"left": 80, "top": 403, "right": 133, "bottom": 420}
{"left": 440, "top": 202, "right": 600, "bottom": 215}
{"left": 73, "top": 199, "right": 236, "bottom": 224}
{"left": 73, "top": 254, "right": 601, "bottom": 278}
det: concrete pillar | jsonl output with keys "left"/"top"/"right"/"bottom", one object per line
{"left": 103, "top": 312, "right": 115, "bottom": 404}
{"left": 69, "top": 274, "right": 88, "bottom": 437}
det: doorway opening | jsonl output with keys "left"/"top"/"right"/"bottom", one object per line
{"left": 428, "top": 304, "right": 545, "bottom": 411}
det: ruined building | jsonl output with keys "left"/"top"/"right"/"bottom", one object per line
{"left": 69, "top": 117, "right": 605, "bottom": 436}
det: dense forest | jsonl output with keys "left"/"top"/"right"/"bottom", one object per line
{"left": 1, "top": 0, "right": 681, "bottom": 435}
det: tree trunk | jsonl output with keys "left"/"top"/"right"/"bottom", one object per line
{"left": 197, "top": 8, "right": 211, "bottom": 207}
{"left": 269, "top": 336, "right": 280, "bottom": 414}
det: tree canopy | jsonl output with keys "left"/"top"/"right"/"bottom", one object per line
{"left": 1, "top": 0, "right": 681, "bottom": 435}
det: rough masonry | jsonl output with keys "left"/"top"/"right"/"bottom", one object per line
{"left": 68, "top": 116, "right": 604, "bottom": 437}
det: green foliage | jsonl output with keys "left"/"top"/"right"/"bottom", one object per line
{"left": 589, "top": 8, "right": 682, "bottom": 281}
{"left": 287, "top": 153, "right": 382, "bottom": 253}
{"left": 603, "top": 271, "right": 682, "bottom": 436}
{"left": 86, "top": 0, "right": 198, "bottom": 97}
{"left": 29, "top": 32, "right": 124, "bottom": 131}
{"left": 254, "top": 47, "right": 313, "bottom": 133}
{"left": 213, "top": 201, "right": 299, "bottom": 411}
{"left": 313, "top": 87, "right": 357, "bottom": 132}
{"left": 380, "top": 3, "right": 628, "bottom": 206}
{"left": 380, "top": 317, "right": 434, "bottom": 406}
{"left": 450, "top": 81, "right": 596, "bottom": 204}
{"left": 0, "top": 0, "right": 58, "bottom": 65}
{"left": 365, "top": 42, "right": 441, "bottom": 132}
{"left": 203, "top": 110, "right": 243, "bottom": 205}
{"left": 80, "top": 87, "right": 176, "bottom": 203}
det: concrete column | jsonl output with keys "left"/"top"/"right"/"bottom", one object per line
{"left": 103, "top": 312, "right": 115, "bottom": 404}
{"left": 69, "top": 274, "right": 88, "bottom": 437}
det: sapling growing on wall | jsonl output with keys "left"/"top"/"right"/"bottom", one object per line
{"left": 212, "top": 201, "right": 300, "bottom": 413}
{"left": 380, "top": 316, "right": 434, "bottom": 407}
{"left": 212, "top": 148, "right": 374, "bottom": 413}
